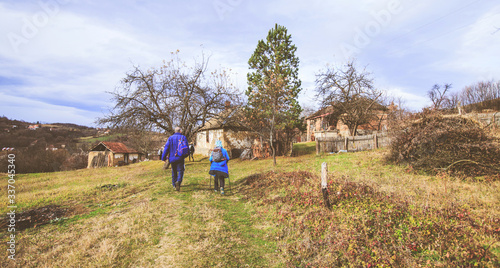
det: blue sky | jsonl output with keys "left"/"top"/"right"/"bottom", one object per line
{"left": 1, "top": 0, "right": 499, "bottom": 126}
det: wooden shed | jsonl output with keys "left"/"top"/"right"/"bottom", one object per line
{"left": 88, "top": 142, "right": 142, "bottom": 168}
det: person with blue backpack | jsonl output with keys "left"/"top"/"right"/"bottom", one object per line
{"left": 209, "top": 140, "right": 230, "bottom": 195}
{"left": 162, "top": 127, "right": 190, "bottom": 191}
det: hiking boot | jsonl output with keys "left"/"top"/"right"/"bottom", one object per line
{"left": 175, "top": 181, "right": 180, "bottom": 191}
{"left": 220, "top": 187, "right": 224, "bottom": 195}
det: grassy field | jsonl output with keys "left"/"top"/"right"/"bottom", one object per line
{"left": 0, "top": 142, "right": 498, "bottom": 267}
{"left": 78, "top": 133, "right": 125, "bottom": 144}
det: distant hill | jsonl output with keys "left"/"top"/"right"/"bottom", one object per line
{"left": 0, "top": 116, "right": 167, "bottom": 173}
{"left": 0, "top": 117, "right": 101, "bottom": 173}
{"left": 463, "top": 98, "right": 500, "bottom": 113}
{"left": 0, "top": 116, "right": 30, "bottom": 129}
{"left": 0, "top": 116, "right": 98, "bottom": 149}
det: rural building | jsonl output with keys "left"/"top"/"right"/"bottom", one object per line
{"left": 305, "top": 105, "right": 391, "bottom": 142}
{"left": 88, "top": 142, "right": 142, "bottom": 168}
{"left": 28, "top": 124, "right": 40, "bottom": 130}
{"left": 195, "top": 107, "right": 254, "bottom": 158}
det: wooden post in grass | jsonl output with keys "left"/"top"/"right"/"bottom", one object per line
{"left": 321, "top": 162, "right": 331, "bottom": 209}
{"left": 374, "top": 134, "right": 379, "bottom": 149}
{"left": 344, "top": 137, "right": 349, "bottom": 151}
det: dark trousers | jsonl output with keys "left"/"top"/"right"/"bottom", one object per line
{"left": 210, "top": 170, "right": 228, "bottom": 190}
{"left": 171, "top": 161, "right": 184, "bottom": 187}
{"left": 214, "top": 175, "right": 225, "bottom": 190}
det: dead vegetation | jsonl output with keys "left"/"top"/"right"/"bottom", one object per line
{"left": 241, "top": 171, "right": 500, "bottom": 267}
{"left": 1, "top": 141, "right": 498, "bottom": 267}
{"left": 0, "top": 204, "right": 87, "bottom": 231}
{"left": 387, "top": 114, "right": 500, "bottom": 178}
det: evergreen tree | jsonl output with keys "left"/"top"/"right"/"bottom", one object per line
{"left": 246, "top": 24, "right": 302, "bottom": 166}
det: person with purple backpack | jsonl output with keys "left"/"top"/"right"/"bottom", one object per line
{"left": 162, "top": 127, "right": 189, "bottom": 191}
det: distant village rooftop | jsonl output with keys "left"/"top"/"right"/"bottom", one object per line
{"left": 90, "top": 142, "right": 139, "bottom": 154}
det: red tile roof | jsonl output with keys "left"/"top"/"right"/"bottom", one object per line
{"left": 91, "top": 142, "right": 139, "bottom": 154}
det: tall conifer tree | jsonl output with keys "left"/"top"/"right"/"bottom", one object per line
{"left": 246, "top": 24, "right": 302, "bottom": 166}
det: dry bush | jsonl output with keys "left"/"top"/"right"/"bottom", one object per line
{"left": 387, "top": 114, "right": 500, "bottom": 177}
{"left": 2, "top": 149, "right": 70, "bottom": 173}
{"left": 61, "top": 153, "right": 88, "bottom": 171}
{"left": 242, "top": 171, "right": 500, "bottom": 267}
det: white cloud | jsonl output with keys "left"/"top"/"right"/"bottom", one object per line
{"left": 0, "top": 0, "right": 498, "bottom": 125}
{"left": 441, "top": 5, "right": 500, "bottom": 80}
{"left": 0, "top": 92, "right": 102, "bottom": 126}
{"left": 384, "top": 86, "right": 429, "bottom": 111}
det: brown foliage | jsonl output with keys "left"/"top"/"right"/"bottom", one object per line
{"left": 61, "top": 153, "right": 88, "bottom": 171}
{"left": 242, "top": 171, "right": 500, "bottom": 267}
{"left": 387, "top": 114, "right": 500, "bottom": 177}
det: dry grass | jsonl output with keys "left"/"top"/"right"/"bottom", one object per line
{"left": 0, "top": 156, "right": 280, "bottom": 267}
{"left": 240, "top": 158, "right": 499, "bottom": 266}
{"left": 0, "top": 143, "right": 498, "bottom": 266}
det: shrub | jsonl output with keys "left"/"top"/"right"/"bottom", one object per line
{"left": 242, "top": 171, "right": 500, "bottom": 267}
{"left": 387, "top": 114, "right": 500, "bottom": 177}
{"left": 61, "top": 153, "right": 88, "bottom": 171}
{"left": 1, "top": 149, "right": 70, "bottom": 174}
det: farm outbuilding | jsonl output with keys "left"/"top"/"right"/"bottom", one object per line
{"left": 88, "top": 142, "right": 142, "bottom": 168}
{"left": 195, "top": 106, "right": 254, "bottom": 158}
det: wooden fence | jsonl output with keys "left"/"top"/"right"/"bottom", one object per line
{"left": 315, "top": 133, "right": 391, "bottom": 154}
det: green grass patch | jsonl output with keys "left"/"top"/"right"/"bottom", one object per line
{"left": 0, "top": 142, "right": 498, "bottom": 267}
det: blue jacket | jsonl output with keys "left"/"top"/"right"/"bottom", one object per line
{"left": 209, "top": 147, "right": 230, "bottom": 175}
{"left": 162, "top": 133, "right": 187, "bottom": 163}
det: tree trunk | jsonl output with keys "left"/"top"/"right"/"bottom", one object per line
{"left": 271, "top": 113, "right": 276, "bottom": 166}
{"left": 270, "top": 131, "right": 276, "bottom": 166}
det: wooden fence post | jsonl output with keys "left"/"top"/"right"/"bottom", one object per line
{"left": 316, "top": 139, "right": 320, "bottom": 155}
{"left": 344, "top": 137, "right": 349, "bottom": 151}
{"left": 321, "top": 162, "right": 331, "bottom": 209}
{"left": 374, "top": 134, "right": 379, "bottom": 149}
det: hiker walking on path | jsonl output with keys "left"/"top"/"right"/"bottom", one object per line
{"left": 162, "top": 127, "right": 190, "bottom": 191}
{"left": 209, "top": 140, "right": 230, "bottom": 195}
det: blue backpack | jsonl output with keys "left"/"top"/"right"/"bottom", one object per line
{"left": 175, "top": 136, "right": 190, "bottom": 158}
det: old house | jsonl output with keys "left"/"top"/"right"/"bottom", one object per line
{"left": 195, "top": 107, "right": 254, "bottom": 158}
{"left": 305, "top": 105, "right": 390, "bottom": 141}
{"left": 28, "top": 124, "right": 40, "bottom": 130}
{"left": 88, "top": 142, "right": 142, "bottom": 168}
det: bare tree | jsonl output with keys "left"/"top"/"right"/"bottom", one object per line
{"left": 427, "top": 83, "right": 452, "bottom": 110}
{"left": 446, "top": 91, "right": 460, "bottom": 110}
{"left": 115, "top": 127, "right": 164, "bottom": 156}
{"left": 460, "top": 80, "right": 500, "bottom": 106}
{"left": 385, "top": 96, "right": 412, "bottom": 133}
{"left": 98, "top": 52, "right": 241, "bottom": 141}
{"left": 315, "top": 60, "right": 384, "bottom": 136}
{"left": 300, "top": 104, "right": 317, "bottom": 119}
